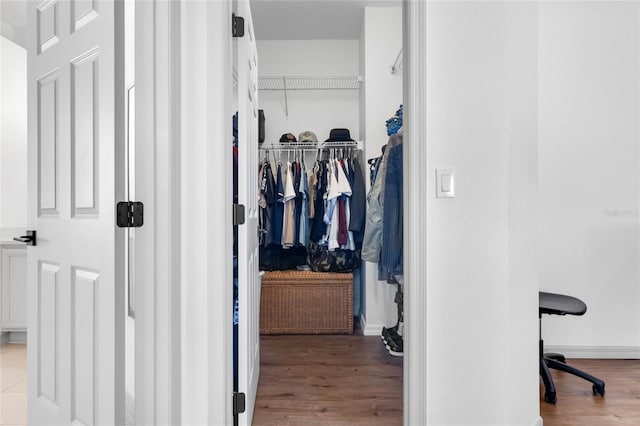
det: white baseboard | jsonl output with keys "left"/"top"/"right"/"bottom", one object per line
{"left": 0, "top": 331, "right": 26, "bottom": 344}
{"left": 363, "top": 321, "right": 386, "bottom": 336}
{"left": 544, "top": 345, "right": 640, "bottom": 359}
{"left": 533, "top": 415, "right": 543, "bottom": 426}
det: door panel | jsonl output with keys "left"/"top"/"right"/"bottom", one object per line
{"left": 237, "top": 0, "right": 260, "bottom": 424}
{"left": 27, "top": 1, "right": 125, "bottom": 424}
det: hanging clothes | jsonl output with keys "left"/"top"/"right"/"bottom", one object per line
{"left": 309, "top": 161, "right": 329, "bottom": 242}
{"left": 380, "top": 141, "right": 403, "bottom": 275}
{"left": 348, "top": 158, "right": 367, "bottom": 244}
{"left": 361, "top": 133, "right": 403, "bottom": 263}
{"left": 281, "top": 161, "right": 297, "bottom": 248}
{"left": 258, "top": 160, "right": 276, "bottom": 246}
{"left": 298, "top": 161, "right": 310, "bottom": 246}
{"left": 272, "top": 164, "right": 284, "bottom": 246}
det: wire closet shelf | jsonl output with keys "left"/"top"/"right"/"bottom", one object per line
{"left": 258, "top": 76, "right": 362, "bottom": 91}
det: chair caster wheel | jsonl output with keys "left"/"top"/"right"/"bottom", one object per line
{"left": 544, "top": 392, "right": 557, "bottom": 404}
{"left": 593, "top": 384, "right": 605, "bottom": 396}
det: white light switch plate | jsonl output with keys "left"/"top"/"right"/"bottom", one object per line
{"left": 436, "top": 168, "right": 455, "bottom": 198}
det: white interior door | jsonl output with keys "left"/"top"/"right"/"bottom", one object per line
{"left": 236, "top": 0, "right": 260, "bottom": 424}
{"left": 26, "top": 0, "right": 125, "bottom": 424}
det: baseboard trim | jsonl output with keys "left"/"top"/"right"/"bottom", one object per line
{"left": 533, "top": 415, "right": 543, "bottom": 426}
{"left": 0, "top": 331, "right": 26, "bottom": 344}
{"left": 363, "top": 322, "right": 385, "bottom": 336}
{"left": 545, "top": 345, "right": 640, "bottom": 359}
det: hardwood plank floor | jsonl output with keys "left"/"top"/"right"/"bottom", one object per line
{"left": 540, "top": 359, "right": 640, "bottom": 426}
{"left": 253, "top": 332, "right": 403, "bottom": 425}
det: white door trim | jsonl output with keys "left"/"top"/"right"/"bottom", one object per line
{"left": 179, "top": 1, "right": 234, "bottom": 425}
{"left": 157, "top": 1, "right": 428, "bottom": 424}
{"left": 135, "top": 1, "right": 182, "bottom": 424}
{"left": 403, "top": 1, "right": 428, "bottom": 424}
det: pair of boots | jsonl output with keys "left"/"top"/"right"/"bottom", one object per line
{"left": 381, "top": 324, "right": 403, "bottom": 357}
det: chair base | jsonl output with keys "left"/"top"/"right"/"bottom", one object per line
{"left": 540, "top": 354, "right": 606, "bottom": 404}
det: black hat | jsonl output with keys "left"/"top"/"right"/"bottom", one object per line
{"left": 325, "top": 128, "right": 354, "bottom": 142}
{"left": 279, "top": 133, "right": 297, "bottom": 143}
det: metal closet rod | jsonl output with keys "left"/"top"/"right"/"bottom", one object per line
{"left": 259, "top": 141, "right": 360, "bottom": 151}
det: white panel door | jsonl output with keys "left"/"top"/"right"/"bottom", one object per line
{"left": 26, "top": 0, "right": 125, "bottom": 425}
{"left": 236, "top": 0, "right": 261, "bottom": 424}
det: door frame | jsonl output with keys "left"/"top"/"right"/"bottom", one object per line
{"left": 136, "top": 0, "right": 236, "bottom": 424}
{"left": 141, "top": 0, "right": 428, "bottom": 424}
{"left": 402, "top": 2, "right": 428, "bottom": 423}
{"left": 135, "top": 1, "right": 183, "bottom": 424}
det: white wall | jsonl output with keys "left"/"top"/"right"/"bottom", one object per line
{"left": 0, "top": 36, "right": 27, "bottom": 229}
{"left": 360, "top": 6, "right": 403, "bottom": 334}
{"left": 256, "top": 40, "right": 360, "bottom": 144}
{"left": 538, "top": 1, "right": 640, "bottom": 357}
{"left": 425, "top": 2, "right": 539, "bottom": 424}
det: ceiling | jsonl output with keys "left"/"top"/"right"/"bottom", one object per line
{"left": 0, "top": 0, "right": 401, "bottom": 47}
{"left": 0, "top": 0, "right": 27, "bottom": 48}
{"left": 251, "top": 0, "right": 400, "bottom": 41}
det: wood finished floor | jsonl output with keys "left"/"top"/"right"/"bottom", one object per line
{"left": 540, "top": 359, "right": 640, "bottom": 426}
{"left": 253, "top": 332, "right": 403, "bottom": 425}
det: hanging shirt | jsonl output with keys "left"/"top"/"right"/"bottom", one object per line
{"left": 272, "top": 164, "right": 284, "bottom": 246}
{"left": 260, "top": 162, "right": 276, "bottom": 246}
{"left": 362, "top": 134, "right": 402, "bottom": 263}
{"left": 298, "top": 161, "right": 309, "bottom": 247}
{"left": 309, "top": 161, "right": 328, "bottom": 242}
{"left": 293, "top": 161, "right": 302, "bottom": 246}
{"left": 381, "top": 142, "right": 404, "bottom": 275}
{"left": 281, "top": 162, "right": 297, "bottom": 248}
{"left": 308, "top": 166, "right": 318, "bottom": 219}
{"left": 349, "top": 158, "right": 367, "bottom": 243}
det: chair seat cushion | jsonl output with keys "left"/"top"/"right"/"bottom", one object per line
{"left": 539, "top": 291, "right": 587, "bottom": 316}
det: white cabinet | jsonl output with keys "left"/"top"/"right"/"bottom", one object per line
{"left": 1, "top": 244, "right": 27, "bottom": 333}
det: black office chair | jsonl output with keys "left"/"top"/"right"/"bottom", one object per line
{"left": 539, "top": 291, "right": 606, "bottom": 404}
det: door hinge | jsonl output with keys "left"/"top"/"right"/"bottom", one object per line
{"left": 232, "top": 13, "right": 245, "bottom": 38}
{"left": 116, "top": 201, "right": 144, "bottom": 228}
{"left": 233, "top": 392, "right": 246, "bottom": 415}
{"left": 233, "top": 204, "right": 246, "bottom": 225}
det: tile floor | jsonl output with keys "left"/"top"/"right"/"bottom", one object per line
{"left": 0, "top": 343, "right": 27, "bottom": 426}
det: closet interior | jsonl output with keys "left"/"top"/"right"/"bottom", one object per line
{"left": 233, "top": 0, "right": 405, "bottom": 420}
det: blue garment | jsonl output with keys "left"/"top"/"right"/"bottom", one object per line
{"left": 299, "top": 162, "right": 309, "bottom": 246}
{"left": 309, "top": 162, "right": 328, "bottom": 242}
{"left": 380, "top": 142, "right": 403, "bottom": 275}
{"left": 272, "top": 164, "right": 284, "bottom": 245}
{"left": 348, "top": 158, "right": 366, "bottom": 243}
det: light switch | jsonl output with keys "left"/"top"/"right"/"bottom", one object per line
{"left": 441, "top": 173, "right": 452, "bottom": 192}
{"left": 436, "top": 168, "right": 455, "bottom": 198}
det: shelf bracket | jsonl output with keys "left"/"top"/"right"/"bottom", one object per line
{"left": 282, "top": 76, "right": 289, "bottom": 118}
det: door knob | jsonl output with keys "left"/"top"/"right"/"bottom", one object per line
{"left": 14, "top": 230, "right": 36, "bottom": 246}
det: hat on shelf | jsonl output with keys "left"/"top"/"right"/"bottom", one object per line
{"left": 279, "top": 133, "right": 297, "bottom": 143}
{"left": 298, "top": 131, "right": 318, "bottom": 143}
{"left": 325, "top": 128, "right": 354, "bottom": 142}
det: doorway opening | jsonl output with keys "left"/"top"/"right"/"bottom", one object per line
{"left": 234, "top": 1, "right": 406, "bottom": 423}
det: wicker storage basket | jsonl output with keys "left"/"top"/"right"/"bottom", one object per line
{"left": 260, "top": 270, "right": 353, "bottom": 335}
